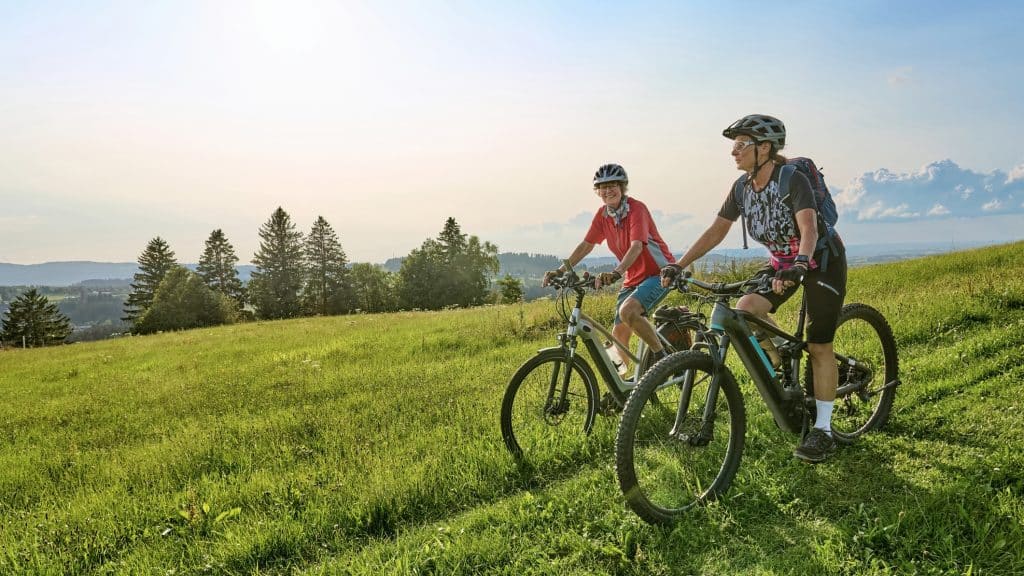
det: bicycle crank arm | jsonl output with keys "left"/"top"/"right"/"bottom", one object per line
{"left": 866, "top": 378, "right": 901, "bottom": 395}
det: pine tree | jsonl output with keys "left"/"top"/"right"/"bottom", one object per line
{"left": 438, "top": 217, "right": 468, "bottom": 261}
{"left": 197, "top": 229, "right": 245, "bottom": 307}
{"left": 249, "top": 207, "right": 305, "bottom": 320}
{"left": 1, "top": 288, "right": 72, "bottom": 347}
{"left": 302, "top": 216, "right": 353, "bottom": 315}
{"left": 124, "top": 237, "right": 177, "bottom": 326}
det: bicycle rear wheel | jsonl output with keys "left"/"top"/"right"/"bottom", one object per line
{"left": 615, "top": 351, "right": 745, "bottom": 525}
{"left": 815, "top": 303, "right": 899, "bottom": 445}
{"left": 500, "top": 349, "right": 600, "bottom": 460}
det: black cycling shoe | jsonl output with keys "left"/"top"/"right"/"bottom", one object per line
{"left": 650, "top": 348, "right": 670, "bottom": 364}
{"left": 793, "top": 427, "right": 837, "bottom": 463}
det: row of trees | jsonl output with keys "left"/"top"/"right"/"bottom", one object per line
{"left": 0, "top": 209, "right": 515, "bottom": 345}
{"left": 122, "top": 209, "right": 510, "bottom": 334}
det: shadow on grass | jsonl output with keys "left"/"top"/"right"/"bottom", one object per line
{"left": 631, "top": 426, "right": 1024, "bottom": 574}
{"left": 302, "top": 432, "right": 618, "bottom": 543}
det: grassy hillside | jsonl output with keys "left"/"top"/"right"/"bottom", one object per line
{"left": 2, "top": 242, "right": 1024, "bottom": 575}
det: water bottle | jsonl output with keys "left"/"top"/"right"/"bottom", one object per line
{"left": 754, "top": 329, "right": 782, "bottom": 368}
{"left": 605, "top": 341, "right": 629, "bottom": 377}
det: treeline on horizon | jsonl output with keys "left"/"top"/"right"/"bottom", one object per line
{"left": 0, "top": 208, "right": 536, "bottom": 347}
{"left": 0, "top": 205, "right": 754, "bottom": 347}
{"left": 120, "top": 208, "right": 532, "bottom": 333}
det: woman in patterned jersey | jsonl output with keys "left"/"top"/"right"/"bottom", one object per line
{"left": 661, "top": 115, "right": 848, "bottom": 463}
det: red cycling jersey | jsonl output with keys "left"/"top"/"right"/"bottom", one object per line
{"left": 584, "top": 197, "right": 674, "bottom": 287}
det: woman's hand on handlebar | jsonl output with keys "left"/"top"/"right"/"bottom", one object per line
{"left": 541, "top": 269, "right": 563, "bottom": 287}
{"left": 772, "top": 262, "right": 807, "bottom": 294}
{"left": 660, "top": 264, "right": 683, "bottom": 288}
{"left": 594, "top": 270, "right": 621, "bottom": 290}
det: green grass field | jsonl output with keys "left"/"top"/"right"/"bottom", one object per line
{"left": 3, "top": 242, "right": 1024, "bottom": 575}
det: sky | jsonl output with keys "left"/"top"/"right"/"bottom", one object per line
{"left": 2, "top": 0, "right": 1022, "bottom": 265}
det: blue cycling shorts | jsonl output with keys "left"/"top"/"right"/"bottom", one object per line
{"left": 614, "top": 275, "right": 669, "bottom": 324}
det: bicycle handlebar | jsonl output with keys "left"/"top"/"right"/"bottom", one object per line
{"left": 547, "top": 270, "right": 597, "bottom": 291}
{"left": 550, "top": 267, "right": 770, "bottom": 295}
{"left": 672, "top": 270, "right": 771, "bottom": 298}
{"left": 547, "top": 258, "right": 608, "bottom": 292}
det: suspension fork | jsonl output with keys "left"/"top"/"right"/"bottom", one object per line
{"left": 547, "top": 301, "right": 584, "bottom": 412}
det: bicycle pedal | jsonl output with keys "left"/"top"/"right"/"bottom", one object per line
{"left": 689, "top": 435, "right": 712, "bottom": 447}
{"left": 599, "top": 393, "right": 622, "bottom": 416}
{"left": 672, "top": 431, "right": 712, "bottom": 446}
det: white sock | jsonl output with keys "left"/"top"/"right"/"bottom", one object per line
{"left": 814, "top": 400, "right": 834, "bottom": 435}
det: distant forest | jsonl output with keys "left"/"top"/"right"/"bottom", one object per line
{"left": 0, "top": 246, "right": 766, "bottom": 344}
{"left": 382, "top": 252, "right": 618, "bottom": 301}
{"left": 0, "top": 251, "right": 615, "bottom": 341}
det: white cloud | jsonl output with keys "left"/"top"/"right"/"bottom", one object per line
{"left": 835, "top": 159, "right": 1024, "bottom": 222}
{"left": 832, "top": 181, "right": 865, "bottom": 210}
{"left": 1009, "top": 163, "right": 1024, "bottom": 183}
{"left": 859, "top": 202, "right": 918, "bottom": 220}
{"left": 982, "top": 199, "right": 1003, "bottom": 212}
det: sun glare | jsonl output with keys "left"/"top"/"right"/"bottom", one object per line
{"left": 229, "top": 0, "right": 337, "bottom": 55}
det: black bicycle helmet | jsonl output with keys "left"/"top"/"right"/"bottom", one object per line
{"left": 593, "top": 163, "right": 628, "bottom": 186}
{"left": 722, "top": 114, "right": 786, "bottom": 149}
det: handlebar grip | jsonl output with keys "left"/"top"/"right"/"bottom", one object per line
{"left": 673, "top": 273, "right": 690, "bottom": 292}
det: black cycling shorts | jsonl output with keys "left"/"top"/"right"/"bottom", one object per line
{"left": 754, "top": 243, "right": 847, "bottom": 344}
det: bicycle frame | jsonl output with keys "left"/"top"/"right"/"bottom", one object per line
{"left": 712, "top": 301, "right": 807, "bottom": 434}
{"left": 555, "top": 285, "right": 671, "bottom": 394}
{"left": 659, "top": 275, "right": 809, "bottom": 435}
{"left": 679, "top": 277, "right": 883, "bottom": 435}
{"left": 541, "top": 263, "right": 677, "bottom": 413}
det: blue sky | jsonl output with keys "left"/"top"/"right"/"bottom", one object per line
{"left": 1, "top": 0, "right": 1022, "bottom": 264}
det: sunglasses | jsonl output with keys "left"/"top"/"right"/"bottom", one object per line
{"left": 732, "top": 140, "right": 760, "bottom": 152}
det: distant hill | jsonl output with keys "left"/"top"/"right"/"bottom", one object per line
{"left": 0, "top": 262, "right": 258, "bottom": 286}
{"left": 0, "top": 262, "right": 140, "bottom": 286}
{"left": 0, "top": 241, "right": 998, "bottom": 287}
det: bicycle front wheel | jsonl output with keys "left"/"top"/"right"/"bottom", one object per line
{"left": 615, "top": 351, "right": 746, "bottom": 525}
{"left": 500, "top": 349, "right": 600, "bottom": 460}
{"left": 819, "top": 303, "right": 899, "bottom": 445}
